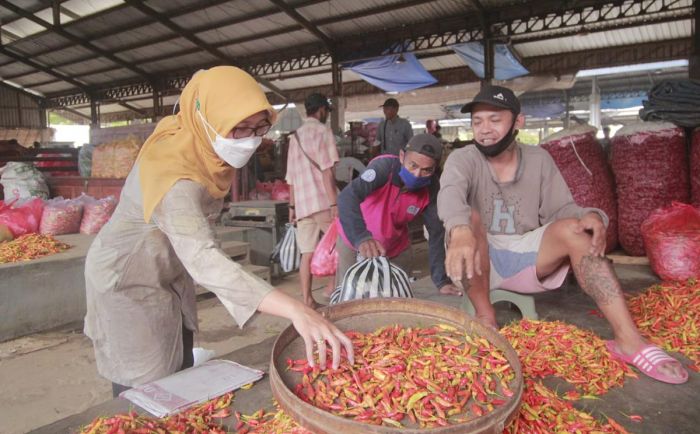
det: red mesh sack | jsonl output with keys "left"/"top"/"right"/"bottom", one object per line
{"left": 311, "top": 219, "right": 339, "bottom": 277}
{"left": 541, "top": 125, "right": 618, "bottom": 252}
{"left": 691, "top": 129, "right": 700, "bottom": 208}
{"left": 610, "top": 123, "right": 689, "bottom": 256}
{"left": 641, "top": 202, "right": 700, "bottom": 280}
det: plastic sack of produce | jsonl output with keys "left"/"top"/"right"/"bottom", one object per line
{"left": 91, "top": 137, "right": 141, "bottom": 178}
{"left": 610, "top": 122, "right": 689, "bottom": 256}
{"left": 270, "top": 223, "right": 301, "bottom": 272}
{"left": 641, "top": 202, "right": 700, "bottom": 281}
{"left": 270, "top": 180, "right": 290, "bottom": 201}
{"left": 79, "top": 195, "right": 117, "bottom": 234}
{"left": 0, "top": 162, "right": 49, "bottom": 200}
{"left": 0, "top": 197, "right": 44, "bottom": 237}
{"left": 691, "top": 129, "right": 700, "bottom": 208}
{"left": 541, "top": 125, "right": 618, "bottom": 252}
{"left": 78, "top": 144, "right": 96, "bottom": 177}
{"left": 39, "top": 197, "right": 84, "bottom": 236}
{"left": 310, "top": 220, "right": 338, "bottom": 277}
{"left": 330, "top": 256, "right": 413, "bottom": 304}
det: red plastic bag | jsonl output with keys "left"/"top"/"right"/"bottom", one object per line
{"left": 271, "top": 180, "right": 290, "bottom": 201}
{"left": 611, "top": 123, "right": 689, "bottom": 256}
{"left": 641, "top": 202, "right": 700, "bottom": 281}
{"left": 311, "top": 219, "right": 339, "bottom": 277}
{"left": 39, "top": 197, "right": 83, "bottom": 236}
{"left": 0, "top": 198, "right": 44, "bottom": 237}
{"left": 541, "top": 125, "right": 618, "bottom": 252}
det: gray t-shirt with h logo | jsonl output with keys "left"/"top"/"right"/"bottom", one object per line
{"left": 437, "top": 143, "right": 608, "bottom": 238}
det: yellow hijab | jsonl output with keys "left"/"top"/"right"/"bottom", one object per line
{"left": 137, "top": 66, "right": 277, "bottom": 222}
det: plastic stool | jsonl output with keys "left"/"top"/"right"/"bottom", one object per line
{"left": 462, "top": 289, "right": 539, "bottom": 320}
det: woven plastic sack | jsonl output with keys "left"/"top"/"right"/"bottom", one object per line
{"left": 310, "top": 220, "right": 338, "bottom": 277}
{"left": 270, "top": 223, "right": 301, "bottom": 272}
{"left": 79, "top": 195, "right": 117, "bottom": 234}
{"left": 0, "top": 198, "right": 44, "bottom": 237}
{"left": 610, "top": 122, "right": 689, "bottom": 256}
{"left": 541, "top": 125, "right": 618, "bottom": 252}
{"left": 330, "top": 256, "right": 413, "bottom": 304}
{"left": 641, "top": 202, "right": 700, "bottom": 281}
{"left": 39, "top": 197, "right": 83, "bottom": 235}
{"left": 0, "top": 162, "right": 49, "bottom": 200}
{"left": 91, "top": 137, "right": 141, "bottom": 178}
{"left": 691, "top": 129, "right": 700, "bottom": 208}
{"left": 78, "top": 144, "right": 96, "bottom": 177}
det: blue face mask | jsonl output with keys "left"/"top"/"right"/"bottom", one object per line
{"left": 399, "top": 166, "right": 431, "bottom": 190}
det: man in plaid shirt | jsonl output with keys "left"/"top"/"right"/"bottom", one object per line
{"left": 286, "top": 93, "right": 339, "bottom": 308}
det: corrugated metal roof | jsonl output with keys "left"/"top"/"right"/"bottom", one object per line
{"left": 515, "top": 20, "right": 693, "bottom": 58}
{"left": 0, "top": 0, "right": 691, "bottom": 113}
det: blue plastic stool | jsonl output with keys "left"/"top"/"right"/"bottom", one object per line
{"left": 462, "top": 288, "right": 539, "bottom": 320}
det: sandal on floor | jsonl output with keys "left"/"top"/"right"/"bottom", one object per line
{"left": 605, "top": 340, "right": 689, "bottom": 385}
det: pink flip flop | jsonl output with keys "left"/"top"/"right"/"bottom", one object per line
{"left": 605, "top": 340, "right": 689, "bottom": 385}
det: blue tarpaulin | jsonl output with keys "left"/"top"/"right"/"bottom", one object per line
{"left": 452, "top": 42, "right": 529, "bottom": 80}
{"left": 346, "top": 52, "right": 438, "bottom": 93}
{"left": 601, "top": 96, "right": 645, "bottom": 110}
{"left": 521, "top": 102, "right": 566, "bottom": 118}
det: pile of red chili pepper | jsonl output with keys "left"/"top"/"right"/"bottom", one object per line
{"left": 627, "top": 279, "right": 700, "bottom": 372}
{"left": 504, "top": 379, "right": 629, "bottom": 434}
{"left": 234, "top": 406, "right": 312, "bottom": 434}
{"left": 79, "top": 392, "right": 233, "bottom": 434}
{"left": 0, "top": 233, "right": 70, "bottom": 264}
{"left": 501, "top": 319, "right": 634, "bottom": 397}
{"left": 288, "top": 323, "right": 515, "bottom": 428}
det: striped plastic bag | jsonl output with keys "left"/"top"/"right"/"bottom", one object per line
{"left": 330, "top": 256, "right": 413, "bottom": 304}
{"left": 270, "top": 223, "right": 301, "bottom": 272}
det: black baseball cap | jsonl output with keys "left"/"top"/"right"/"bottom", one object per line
{"left": 404, "top": 133, "right": 442, "bottom": 161}
{"left": 460, "top": 85, "right": 520, "bottom": 114}
{"left": 380, "top": 98, "right": 399, "bottom": 108}
{"left": 304, "top": 92, "right": 332, "bottom": 112}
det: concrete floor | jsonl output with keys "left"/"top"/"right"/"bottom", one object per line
{"left": 0, "top": 241, "right": 698, "bottom": 433}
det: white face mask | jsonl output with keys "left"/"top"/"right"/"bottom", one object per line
{"left": 197, "top": 110, "right": 261, "bottom": 168}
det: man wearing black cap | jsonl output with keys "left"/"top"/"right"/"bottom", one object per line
{"left": 286, "top": 92, "right": 339, "bottom": 307}
{"left": 335, "top": 134, "right": 460, "bottom": 296}
{"left": 437, "top": 86, "right": 687, "bottom": 384}
{"left": 373, "top": 98, "right": 414, "bottom": 157}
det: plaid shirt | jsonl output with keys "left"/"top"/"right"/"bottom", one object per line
{"left": 285, "top": 118, "right": 339, "bottom": 219}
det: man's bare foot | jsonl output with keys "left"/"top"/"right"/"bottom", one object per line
{"left": 613, "top": 338, "right": 688, "bottom": 382}
{"left": 439, "top": 284, "right": 463, "bottom": 296}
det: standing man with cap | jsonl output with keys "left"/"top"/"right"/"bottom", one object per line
{"left": 286, "top": 92, "right": 339, "bottom": 308}
{"left": 336, "top": 134, "right": 460, "bottom": 295}
{"left": 438, "top": 85, "right": 688, "bottom": 384}
{"left": 373, "top": 98, "right": 414, "bottom": 157}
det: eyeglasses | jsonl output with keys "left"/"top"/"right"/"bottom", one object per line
{"left": 232, "top": 121, "right": 272, "bottom": 138}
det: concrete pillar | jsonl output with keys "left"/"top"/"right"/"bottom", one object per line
{"left": 90, "top": 97, "right": 99, "bottom": 128}
{"left": 589, "top": 77, "right": 601, "bottom": 129}
{"left": 690, "top": 2, "right": 700, "bottom": 79}
{"left": 483, "top": 37, "right": 494, "bottom": 87}
{"left": 330, "top": 59, "right": 344, "bottom": 135}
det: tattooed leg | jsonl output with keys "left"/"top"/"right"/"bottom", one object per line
{"left": 571, "top": 253, "right": 685, "bottom": 379}
{"left": 573, "top": 255, "right": 623, "bottom": 306}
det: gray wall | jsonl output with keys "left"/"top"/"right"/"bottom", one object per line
{"left": 0, "top": 84, "right": 46, "bottom": 128}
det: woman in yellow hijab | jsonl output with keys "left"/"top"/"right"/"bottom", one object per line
{"left": 84, "top": 66, "right": 353, "bottom": 396}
